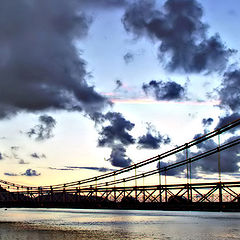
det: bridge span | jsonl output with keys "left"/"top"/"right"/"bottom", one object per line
{"left": 1, "top": 119, "right": 240, "bottom": 211}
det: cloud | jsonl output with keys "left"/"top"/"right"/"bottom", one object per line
{"left": 156, "top": 130, "right": 240, "bottom": 178}
{"left": 157, "top": 160, "right": 186, "bottom": 177}
{"left": 194, "top": 136, "right": 240, "bottom": 173}
{"left": 137, "top": 123, "right": 170, "bottom": 149}
{"left": 123, "top": 52, "right": 134, "bottom": 64}
{"left": 98, "top": 112, "right": 135, "bottom": 147}
{"left": 65, "top": 166, "right": 116, "bottom": 172}
{"left": 4, "top": 168, "right": 40, "bottom": 176}
{"left": 215, "top": 113, "right": 240, "bottom": 133}
{"left": 107, "top": 145, "right": 132, "bottom": 167}
{"left": 219, "top": 69, "right": 240, "bottom": 111}
{"left": 49, "top": 166, "right": 116, "bottom": 172}
{"left": 91, "top": 111, "right": 134, "bottom": 168}
{"left": 0, "top": 0, "right": 109, "bottom": 119}
{"left": 123, "top": 0, "right": 233, "bottom": 73}
{"left": 11, "top": 146, "right": 19, "bottom": 151}
{"left": 96, "top": 111, "right": 135, "bottom": 168}
{"left": 2, "top": 153, "right": 10, "bottom": 159}
{"left": 81, "top": 0, "right": 127, "bottom": 8}
{"left": 30, "top": 153, "right": 46, "bottom": 159}
{"left": 179, "top": 134, "right": 240, "bottom": 175}
{"left": 9, "top": 146, "right": 29, "bottom": 164}
{"left": 22, "top": 169, "right": 41, "bottom": 177}
{"left": 19, "top": 159, "right": 29, "bottom": 165}
{"left": 142, "top": 80, "right": 185, "bottom": 100}
{"left": 115, "top": 79, "right": 123, "bottom": 90}
{"left": 202, "top": 118, "right": 213, "bottom": 127}
{"left": 4, "top": 172, "right": 19, "bottom": 177}
{"left": 27, "top": 115, "right": 56, "bottom": 141}
{"left": 49, "top": 167, "right": 74, "bottom": 171}
{"left": 0, "top": 153, "right": 3, "bottom": 160}
{"left": 10, "top": 146, "right": 21, "bottom": 160}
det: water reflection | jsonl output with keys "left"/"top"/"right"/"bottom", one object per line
{"left": 1, "top": 208, "right": 240, "bottom": 239}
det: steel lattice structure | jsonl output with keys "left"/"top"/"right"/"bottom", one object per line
{"left": 1, "top": 119, "right": 240, "bottom": 211}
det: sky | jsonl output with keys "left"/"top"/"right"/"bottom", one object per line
{"left": 1, "top": 0, "right": 240, "bottom": 186}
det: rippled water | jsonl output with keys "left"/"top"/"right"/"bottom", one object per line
{"left": 0, "top": 208, "right": 240, "bottom": 239}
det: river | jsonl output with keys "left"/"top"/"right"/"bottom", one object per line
{"left": 0, "top": 208, "right": 240, "bottom": 239}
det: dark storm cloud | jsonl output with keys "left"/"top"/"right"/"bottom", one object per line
{"left": 22, "top": 169, "right": 41, "bottom": 177}
{"left": 107, "top": 145, "right": 132, "bottom": 167}
{"left": 123, "top": 52, "right": 134, "bottom": 64}
{"left": 219, "top": 70, "right": 240, "bottom": 111}
{"left": 88, "top": 111, "right": 106, "bottom": 124}
{"left": 137, "top": 123, "right": 170, "bottom": 149}
{"left": 175, "top": 135, "right": 240, "bottom": 175}
{"left": 0, "top": 0, "right": 108, "bottom": 119}
{"left": 138, "top": 133, "right": 170, "bottom": 149}
{"left": 156, "top": 131, "right": 240, "bottom": 177}
{"left": 97, "top": 112, "right": 135, "bottom": 168}
{"left": 98, "top": 112, "right": 135, "bottom": 147}
{"left": 142, "top": 80, "right": 185, "bottom": 100}
{"left": 115, "top": 79, "right": 123, "bottom": 90}
{"left": 123, "top": 0, "right": 233, "bottom": 73}
{"left": 215, "top": 113, "right": 240, "bottom": 133}
{"left": 193, "top": 136, "right": 240, "bottom": 173}
{"left": 30, "top": 153, "right": 46, "bottom": 159}
{"left": 157, "top": 160, "right": 186, "bottom": 177}
{"left": 202, "top": 118, "right": 213, "bottom": 127}
{"left": 27, "top": 115, "right": 56, "bottom": 141}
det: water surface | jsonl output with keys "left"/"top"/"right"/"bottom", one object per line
{"left": 0, "top": 208, "right": 240, "bottom": 239}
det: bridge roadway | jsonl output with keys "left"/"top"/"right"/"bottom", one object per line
{"left": 1, "top": 119, "right": 240, "bottom": 211}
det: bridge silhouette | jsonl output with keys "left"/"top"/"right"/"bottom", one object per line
{"left": 1, "top": 119, "right": 240, "bottom": 211}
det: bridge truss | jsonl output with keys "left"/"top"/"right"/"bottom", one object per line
{"left": 1, "top": 119, "right": 240, "bottom": 211}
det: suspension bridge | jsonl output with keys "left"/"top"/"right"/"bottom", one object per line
{"left": 1, "top": 119, "right": 240, "bottom": 211}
